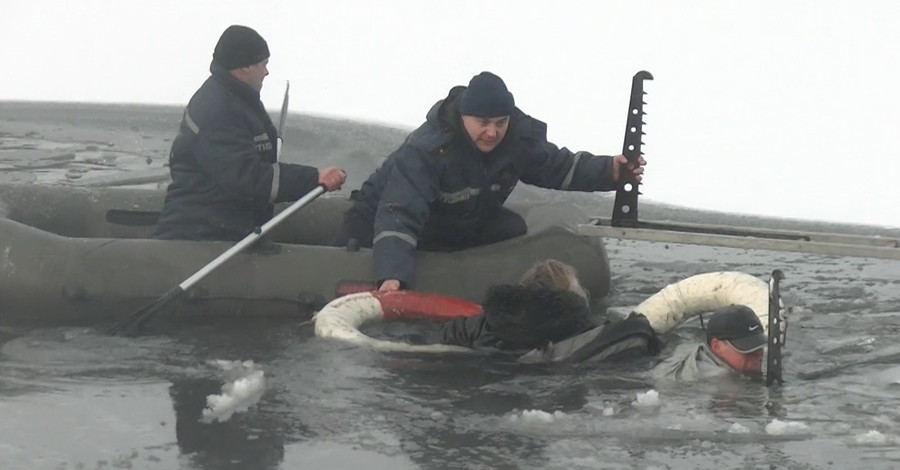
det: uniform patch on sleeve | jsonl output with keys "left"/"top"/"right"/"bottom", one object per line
{"left": 254, "top": 132, "right": 273, "bottom": 152}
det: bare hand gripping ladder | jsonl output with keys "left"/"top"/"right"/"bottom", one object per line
{"left": 611, "top": 70, "right": 653, "bottom": 227}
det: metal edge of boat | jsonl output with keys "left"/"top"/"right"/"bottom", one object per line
{"left": 580, "top": 218, "right": 900, "bottom": 261}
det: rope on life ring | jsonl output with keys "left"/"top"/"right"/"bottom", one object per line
{"left": 633, "top": 271, "right": 769, "bottom": 335}
{"left": 313, "top": 290, "right": 483, "bottom": 353}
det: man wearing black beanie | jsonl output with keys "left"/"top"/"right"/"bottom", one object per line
{"left": 333, "top": 71, "right": 646, "bottom": 292}
{"left": 154, "top": 25, "right": 346, "bottom": 241}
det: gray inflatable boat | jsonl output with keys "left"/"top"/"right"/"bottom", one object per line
{"left": 0, "top": 184, "right": 610, "bottom": 327}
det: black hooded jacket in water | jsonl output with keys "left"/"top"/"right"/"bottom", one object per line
{"left": 345, "top": 86, "right": 619, "bottom": 286}
{"left": 432, "top": 285, "right": 596, "bottom": 350}
{"left": 433, "top": 286, "right": 659, "bottom": 364}
{"left": 517, "top": 313, "right": 661, "bottom": 364}
{"left": 154, "top": 63, "right": 320, "bottom": 241}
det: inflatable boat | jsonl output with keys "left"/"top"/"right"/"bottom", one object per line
{"left": 0, "top": 183, "right": 611, "bottom": 327}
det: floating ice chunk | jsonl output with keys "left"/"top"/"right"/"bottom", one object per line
{"left": 817, "top": 336, "right": 876, "bottom": 354}
{"left": 880, "top": 366, "right": 900, "bottom": 386}
{"left": 728, "top": 422, "right": 751, "bottom": 434}
{"left": 633, "top": 389, "right": 660, "bottom": 408}
{"left": 508, "top": 409, "right": 567, "bottom": 424}
{"left": 765, "top": 419, "right": 809, "bottom": 435}
{"left": 62, "top": 328, "right": 91, "bottom": 341}
{"left": 855, "top": 430, "right": 888, "bottom": 445}
{"left": 586, "top": 400, "right": 615, "bottom": 416}
{"left": 201, "top": 367, "right": 266, "bottom": 423}
{"left": 208, "top": 359, "right": 256, "bottom": 374}
{"left": 605, "top": 307, "right": 633, "bottom": 320}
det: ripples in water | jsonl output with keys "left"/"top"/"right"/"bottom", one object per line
{"left": 1, "top": 239, "right": 900, "bottom": 469}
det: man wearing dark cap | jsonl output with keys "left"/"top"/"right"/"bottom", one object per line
{"left": 154, "top": 25, "right": 346, "bottom": 241}
{"left": 652, "top": 304, "right": 768, "bottom": 382}
{"left": 332, "top": 71, "right": 645, "bottom": 292}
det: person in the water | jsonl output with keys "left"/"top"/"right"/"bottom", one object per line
{"left": 432, "top": 259, "right": 660, "bottom": 364}
{"left": 431, "top": 259, "right": 595, "bottom": 350}
{"left": 651, "top": 304, "right": 767, "bottom": 382}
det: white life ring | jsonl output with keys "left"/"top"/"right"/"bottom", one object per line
{"left": 313, "top": 290, "right": 483, "bottom": 353}
{"left": 633, "top": 271, "right": 769, "bottom": 334}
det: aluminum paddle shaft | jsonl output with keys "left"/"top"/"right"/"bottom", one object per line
{"left": 108, "top": 185, "right": 326, "bottom": 335}
{"left": 177, "top": 185, "right": 323, "bottom": 292}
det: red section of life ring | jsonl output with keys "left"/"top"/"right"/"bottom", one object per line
{"left": 372, "top": 291, "right": 483, "bottom": 320}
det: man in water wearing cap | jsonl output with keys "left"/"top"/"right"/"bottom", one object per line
{"left": 332, "top": 71, "right": 645, "bottom": 291}
{"left": 652, "top": 304, "right": 768, "bottom": 382}
{"left": 154, "top": 25, "right": 346, "bottom": 241}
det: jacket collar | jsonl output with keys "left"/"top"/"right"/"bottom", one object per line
{"left": 209, "top": 61, "right": 261, "bottom": 102}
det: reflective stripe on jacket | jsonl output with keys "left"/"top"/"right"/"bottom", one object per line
{"left": 154, "top": 62, "right": 319, "bottom": 241}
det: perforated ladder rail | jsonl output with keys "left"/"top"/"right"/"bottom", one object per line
{"left": 611, "top": 70, "right": 653, "bottom": 227}
{"left": 766, "top": 269, "right": 787, "bottom": 387}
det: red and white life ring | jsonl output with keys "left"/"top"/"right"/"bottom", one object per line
{"left": 313, "top": 290, "right": 483, "bottom": 352}
{"left": 633, "top": 271, "right": 770, "bottom": 334}
{"left": 314, "top": 272, "right": 774, "bottom": 352}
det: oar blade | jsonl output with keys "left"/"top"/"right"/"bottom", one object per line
{"left": 107, "top": 287, "right": 185, "bottom": 336}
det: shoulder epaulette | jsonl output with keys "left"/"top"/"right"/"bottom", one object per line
{"left": 406, "top": 123, "right": 453, "bottom": 156}
{"left": 517, "top": 113, "right": 548, "bottom": 141}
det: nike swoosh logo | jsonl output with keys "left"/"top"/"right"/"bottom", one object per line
{"left": 749, "top": 325, "right": 760, "bottom": 331}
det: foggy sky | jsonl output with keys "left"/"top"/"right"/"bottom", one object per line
{"left": 2, "top": 0, "right": 898, "bottom": 227}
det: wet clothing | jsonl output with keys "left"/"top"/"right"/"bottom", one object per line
{"left": 154, "top": 62, "right": 320, "bottom": 241}
{"left": 334, "top": 86, "right": 619, "bottom": 287}
{"left": 431, "top": 285, "right": 596, "bottom": 351}
{"left": 651, "top": 342, "right": 735, "bottom": 382}
{"left": 517, "top": 313, "right": 661, "bottom": 364}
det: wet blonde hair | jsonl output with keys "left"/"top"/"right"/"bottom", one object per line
{"left": 518, "top": 259, "right": 589, "bottom": 302}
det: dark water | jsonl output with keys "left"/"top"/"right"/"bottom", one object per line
{"left": 1, "top": 240, "right": 898, "bottom": 469}
{"left": 2, "top": 102, "right": 900, "bottom": 469}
